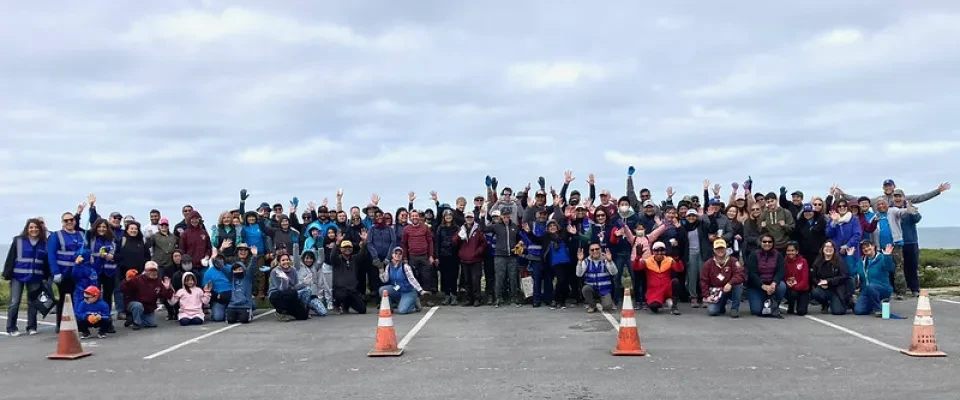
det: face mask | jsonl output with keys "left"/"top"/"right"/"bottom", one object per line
{"left": 182, "top": 263, "right": 193, "bottom": 272}
{"left": 636, "top": 230, "right": 644, "bottom": 237}
{"left": 570, "top": 198, "right": 580, "bottom": 206}
{"left": 619, "top": 206, "right": 630, "bottom": 213}
{"left": 233, "top": 271, "right": 245, "bottom": 279}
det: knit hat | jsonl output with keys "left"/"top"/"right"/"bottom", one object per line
{"left": 791, "top": 190, "right": 804, "bottom": 198}
{"left": 83, "top": 286, "right": 101, "bottom": 298}
{"left": 125, "top": 270, "right": 138, "bottom": 280}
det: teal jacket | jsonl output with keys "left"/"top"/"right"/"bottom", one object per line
{"left": 848, "top": 253, "right": 895, "bottom": 293}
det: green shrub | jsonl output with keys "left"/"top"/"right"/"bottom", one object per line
{"left": 920, "top": 249, "right": 960, "bottom": 269}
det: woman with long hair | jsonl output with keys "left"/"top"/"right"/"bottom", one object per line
{"left": 87, "top": 218, "right": 119, "bottom": 316}
{"left": 811, "top": 240, "right": 850, "bottom": 315}
{"left": 435, "top": 210, "right": 461, "bottom": 305}
{"left": 48, "top": 211, "right": 86, "bottom": 333}
{"left": 115, "top": 221, "right": 151, "bottom": 317}
{"left": 3, "top": 218, "right": 49, "bottom": 336}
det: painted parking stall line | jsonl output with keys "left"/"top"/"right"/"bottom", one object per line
{"left": 397, "top": 306, "right": 439, "bottom": 350}
{"left": 778, "top": 306, "right": 901, "bottom": 352}
{"left": 935, "top": 299, "right": 960, "bottom": 305}
{"left": 0, "top": 315, "right": 57, "bottom": 326}
{"left": 143, "top": 310, "right": 276, "bottom": 360}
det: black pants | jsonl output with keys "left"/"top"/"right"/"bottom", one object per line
{"left": 409, "top": 255, "right": 436, "bottom": 293}
{"left": 356, "top": 259, "right": 379, "bottom": 298}
{"left": 269, "top": 289, "right": 309, "bottom": 320}
{"left": 785, "top": 289, "right": 810, "bottom": 316}
{"left": 462, "top": 262, "right": 483, "bottom": 302}
{"left": 439, "top": 255, "right": 460, "bottom": 295}
{"left": 55, "top": 278, "right": 76, "bottom": 331}
{"left": 553, "top": 262, "right": 579, "bottom": 304}
{"left": 99, "top": 274, "right": 116, "bottom": 313}
{"left": 334, "top": 289, "right": 367, "bottom": 314}
{"left": 77, "top": 318, "right": 114, "bottom": 335}
{"left": 483, "top": 253, "right": 495, "bottom": 298}
{"left": 226, "top": 308, "right": 252, "bottom": 323}
{"left": 179, "top": 317, "right": 203, "bottom": 326}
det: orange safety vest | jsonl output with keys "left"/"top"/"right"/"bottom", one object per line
{"left": 644, "top": 257, "right": 674, "bottom": 274}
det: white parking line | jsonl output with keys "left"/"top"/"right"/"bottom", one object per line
{"left": 936, "top": 299, "right": 960, "bottom": 305}
{"left": 0, "top": 315, "right": 57, "bottom": 326}
{"left": 397, "top": 306, "right": 438, "bottom": 350}
{"left": 143, "top": 310, "right": 276, "bottom": 360}
{"left": 779, "top": 306, "right": 901, "bottom": 352}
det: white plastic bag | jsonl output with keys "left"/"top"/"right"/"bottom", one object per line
{"left": 521, "top": 276, "right": 534, "bottom": 299}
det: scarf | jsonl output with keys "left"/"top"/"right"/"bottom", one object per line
{"left": 837, "top": 211, "right": 853, "bottom": 224}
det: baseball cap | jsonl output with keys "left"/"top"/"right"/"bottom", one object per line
{"left": 490, "top": 210, "right": 501, "bottom": 217}
{"left": 883, "top": 179, "right": 895, "bottom": 186}
{"left": 652, "top": 241, "right": 666, "bottom": 250}
{"left": 791, "top": 190, "right": 804, "bottom": 197}
{"left": 159, "top": 218, "right": 170, "bottom": 225}
{"left": 144, "top": 262, "right": 159, "bottom": 271}
{"left": 109, "top": 212, "right": 122, "bottom": 219}
{"left": 708, "top": 199, "right": 721, "bottom": 206}
{"left": 802, "top": 203, "right": 814, "bottom": 212}
{"left": 713, "top": 239, "right": 727, "bottom": 249}
{"left": 465, "top": 213, "right": 475, "bottom": 219}
{"left": 574, "top": 205, "right": 586, "bottom": 210}
{"left": 474, "top": 195, "right": 484, "bottom": 201}
{"left": 642, "top": 200, "right": 655, "bottom": 208}
{"left": 735, "top": 194, "right": 746, "bottom": 201}
{"left": 685, "top": 209, "right": 699, "bottom": 216}
{"left": 236, "top": 242, "right": 249, "bottom": 249}
{"left": 340, "top": 240, "right": 354, "bottom": 248}
{"left": 893, "top": 188, "right": 905, "bottom": 196}
{"left": 859, "top": 239, "right": 874, "bottom": 248}
{"left": 258, "top": 202, "right": 271, "bottom": 211}
{"left": 84, "top": 286, "right": 101, "bottom": 297}
{"left": 535, "top": 189, "right": 546, "bottom": 196}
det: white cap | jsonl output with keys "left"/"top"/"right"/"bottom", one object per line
{"left": 685, "top": 209, "right": 699, "bottom": 216}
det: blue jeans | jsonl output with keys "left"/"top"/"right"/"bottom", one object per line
{"left": 529, "top": 261, "right": 554, "bottom": 303}
{"left": 379, "top": 285, "right": 418, "bottom": 314}
{"left": 855, "top": 284, "right": 892, "bottom": 315}
{"left": 612, "top": 253, "right": 630, "bottom": 304}
{"left": 747, "top": 281, "right": 786, "bottom": 316}
{"left": 6, "top": 280, "right": 42, "bottom": 333}
{"left": 211, "top": 302, "right": 226, "bottom": 322}
{"left": 812, "top": 287, "right": 847, "bottom": 315}
{"left": 126, "top": 301, "right": 157, "bottom": 328}
{"left": 706, "top": 284, "right": 743, "bottom": 316}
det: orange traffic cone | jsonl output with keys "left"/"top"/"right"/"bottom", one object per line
{"left": 48, "top": 294, "right": 92, "bottom": 360}
{"left": 901, "top": 289, "right": 946, "bottom": 357}
{"left": 612, "top": 289, "right": 646, "bottom": 356}
{"left": 368, "top": 290, "right": 403, "bottom": 357}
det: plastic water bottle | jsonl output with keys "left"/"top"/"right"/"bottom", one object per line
{"left": 881, "top": 300, "right": 890, "bottom": 319}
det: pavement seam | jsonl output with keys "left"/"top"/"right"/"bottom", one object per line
{"left": 142, "top": 309, "right": 277, "bottom": 360}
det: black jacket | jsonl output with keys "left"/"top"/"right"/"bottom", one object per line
{"left": 793, "top": 213, "right": 827, "bottom": 261}
{"left": 329, "top": 242, "right": 370, "bottom": 293}
{"left": 435, "top": 224, "right": 459, "bottom": 258}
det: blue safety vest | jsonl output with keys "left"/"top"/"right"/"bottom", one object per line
{"left": 388, "top": 263, "right": 414, "bottom": 293}
{"left": 89, "top": 237, "right": 117, "bottom": 277}
{"left": 521, "top": 221, "right": 546, "bottom": 260}
{"left": 583, "top": 259, "right": 612, "bottom": 296}
{"left": 14, "top": 237, "right": 46, "bottom": 283}
{"left": 55, "top": 230, "right": 84, "bottom": 276}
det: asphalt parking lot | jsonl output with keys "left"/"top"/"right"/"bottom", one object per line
{"left": 1, "top": 296, "right": 959, "bottom": 400}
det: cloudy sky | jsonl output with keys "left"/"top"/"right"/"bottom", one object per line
{"left": 1, "top": 0, "right": 958, "bottom": 238}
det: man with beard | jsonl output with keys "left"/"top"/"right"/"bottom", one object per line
{"left": 402, "top": 210, "right": 436, "bottom": 303}
{"left": 144, "top": 209, "right": 162, "bottom": 240}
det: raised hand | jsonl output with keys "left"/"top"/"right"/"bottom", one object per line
{"left": 538, "top": 176, "right": 546, "bottom": 190}
{"left": 485, "top": 175, "right": 492, "bottom": 187}
{"left": 336, "top": 189, "right": 343, "bottom": 200}
{"left": 360, "top": 228, "right": 368, "bottom": 242}
{"left": 525, "top": 182, "right": 532, "bottom": 193}
{"left": 522, "top": 223, "right": 531, "bottom": 233}
{"left": 883, "top": 244, "right": 893, "bottom": 255}
{"left": 162, "top": 277, "right": 172, "bottom": 289}
{"left": 321, "top": 198, "right": 328, "bottom": 207}
{"left": 204, "top": 281, "right": 214, "bottom": 292}
{"left": 845, "top": 246, "right": 856, "bottom": 256}
{"left": 939, "top": 182, "right": 951, "bottom": 193}
{"left": 553, "top": 195, "right": 562, "bottom": 207}
{"left": 830, "top": 211, "right": 840, "bottom": 222}
{"left": 577, "top": 248, "right": 584, "bottom": 261}
{"left": 732, "top": 182, "right": 739, "bottom": 191}
{"left": 666, "top": 186, "right": 675, "bottom": 198}
{"left": 627, "top": 166, "right": 635, "bottom": 176}
{"left": 76, "top": 203, "right": 86, "bottom": 215}
{"left": 87, "top": 193, "right": 97, "bottom": 206}
{"left": 211, "top": 247, "right": 219, "bottom": 259}
{"left": 240, "top": 189, "right": 249, "bottom": 201}
{"left": 336, "top": 232, "right": 344, "bottom": 243}
{"left": 307, "top": 201, "right": 316, "bottom": 211}
{"left": 703, "top": 179, "right": 710, "bottom": 190}
{"left": 408, "top": 191, "right": 416, "bottom": 203}
{"left": 430, "top": 190, "right": 438, "bottom": 202}
{"left": 587, "top": 173, "right": 595, "bottom": 186}
{"left": 251, "top": 246, "right": 258, "bottom": 256}
{"left": 654, "top": 215, "right": 663, "bottom": 226}
{"left": 780, "top": 186, "right": 787, "bottom": 195}
{"left": 604, "top": 249, "right": 613, "bottom": 262}
{"left": 221, "top": 238, "right": 233, "bottom": 250}
{"left": 564, "top": 170, "right": 575, "bottom": 184}
{"left": 713, "top": 183, "right": 721, "bottom": 195}
{"left": 567, "top": 224, "right": 577, "bottom": 234}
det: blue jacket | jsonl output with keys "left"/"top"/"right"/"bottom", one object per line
{"left": 826, "top": 216, "right": 862, "bottom": 257}
{"left": 367, "top": 225, "right": 397, "bottom": 262}
{"left": 75, "top": 299, "right": 112, "bottom": 323}
{"left": 47, "top": 230, "right": 85, "bottom": 277}
{"left": 900, "top": 211, "right": 922, "bottom": 245}
{"left": 222, "top": 257, "right": 257, "bottom": 309}
{"left": 304, "top": 221, "right": 339, "bottom": 245}
{"left": 202, "top": 263, "right": 232, "bottom": 294}
{"left": 849, "top": 253, "right": 895, "bottom": 293}
{"left": 88, "top": 236, "right": 117, "bottom": 277}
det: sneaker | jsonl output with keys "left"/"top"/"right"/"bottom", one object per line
{"left": 117, "top": 312, "right": 127, "bottom": 321}
{"left": 911, "top": 292, "right": 920, "bottom": 298}
{"left": 80, "top": 332, "right": 91, "bottom": 340}
{"left": 561, "top": 303, "right": 568, "bottom": 310}
{"left": 276, "top": 313, "right": 293, "bottom": 322}
{"left": 549, "top": 301, "right": 558, "bottom": 309}
{"left": 821, "top": 306, "right": 829, "bottom": 315}
{"left": 895, "top": 294, "right": 904, "bottom": 301}
{"left": 473, "top": 301, "right": 481, "bottom": 307}
{"left": 514, "top": 302, "right": 522, "bottom": 308}
{"left": 27, "top": 329, "right": 37, "bottom": 336}
{"left": 132, "top": 324, "right": 141, "bottom": 331}
{"left": 7, "top": 330, "right": 20, "bottom": 337}
{"left": 586, "top": 306, "right": 597, "bottom": 313}
{"left": 730, "top": 309, "right": 740, "bottom": 319}
{"left": 874, "top": 311, "right": 883, "bottom": 318}
{"left": 634, "top": 302, "right": 643, "bottom": 310}
{"left": 532, "top": 302, "right": 541, "bottom": 308}
{"left": 690, "top": 301, "right": 701, "bottom": 309}
{"left": 670, "top": 306, "right": 682, "bottom": 316}
{"left": 123, "top": 320, "right": 132, "bottom": 328}
{"left": 98, "top": 333, "right": 107, "bottom": 339}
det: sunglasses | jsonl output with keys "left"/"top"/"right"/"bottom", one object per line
{"left": 813, "top": 203, "right": 823, "bottom": 206}
{"left": 762, "top": 240, "right": 774, "bottom": 244}
{"left": 838, "top": 205, "right": 848, "bottom": 208}
{"left": 62, "top": 218, "right": 75, "bottom": 223}
{"left": 589, "top": 248, "right": 601, "bottom": 252}
{"left": 750, "top": 208, "right": 761, "bottom": 211}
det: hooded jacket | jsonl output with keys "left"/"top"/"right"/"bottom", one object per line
{"left": 330, "top": 241, "right": 370, "bottom": 294}
{"left": 367, "top": 222, "right": 397, "bottom": 263}
{"left": 793, "top": 212, "right": 827, "bottom": 261}
{"left": 453, "top": 222, "right": 487, "bottom": 264}
{"left": 147, "top": 230, "right": 178, "bottom": 268}
{"left": 116, "top": 224, "right": 151, "bottom": 275}
{"left": 760, "top": 207, "right": 795, "bottom": 249}
{"left": 849, "top": 252, "right": 895, "bottom": 293}
{"left": 169, "top": 272, "right": 210, "bottom": 320}
{"left": 179, "top": 211, "right": 212, "bottom": 264}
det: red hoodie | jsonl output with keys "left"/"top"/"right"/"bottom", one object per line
{"left": 178, "top": 211, "right": 212, "bottom": 263}
{"left": 784, "top": 256, "right": 810, "bottom": 292}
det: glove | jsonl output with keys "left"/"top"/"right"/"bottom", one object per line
{"left": 240, "top": 189, "right": 250, "bottom": 201}
{"left": 491, "top": 177, "right": 498, "bottom": 191}
{"left": 538, "top": 176, "right": 545, "bottom": 190}
{"left": 627, "top": 166, "right": 636, "bottom": 176}
{"left": 53, "top": 274, "right": 62, "bottom": 284}
{"left": 458, "top": 228, "right": 467, "bottom": 240}
{"left": 292, "top": 197, "right": 300, "bottom": 208}
{"left": 485, "top": 175, "right": 492, "bottom": 187}
{"left": 780, "top": 186, "right": 787, "bottom": 195}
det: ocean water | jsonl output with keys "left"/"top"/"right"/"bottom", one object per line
{"left": 0, "top": 227, "right": 958, "bottom": 259}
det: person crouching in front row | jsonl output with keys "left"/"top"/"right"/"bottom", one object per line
{"left": 700, "top": 239, "right": 745, "bottom": 318}
{"left": 633, "top": 241, "right": 684, "bottom": 315}
{"left": 76, "top": 286, "right": 113, "bottom": 339}
{"left": 378, "top": 247, "right": 430, "bottom": 314}
{"left": 576, "top": 244, "right": 617, "bottom": 313}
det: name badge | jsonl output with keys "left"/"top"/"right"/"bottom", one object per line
{"left": 393, "top": 285, "right": 400, "bottom": 291}
{"left": 717, "top": 273, "right": 725, "bottom": 281}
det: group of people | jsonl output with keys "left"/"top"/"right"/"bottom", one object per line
{"left": 3, "top": 169, "right": 950, "bottom": 337}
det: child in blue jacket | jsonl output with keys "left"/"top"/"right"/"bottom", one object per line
{"left": 846, "top": 240, "right": 895, "bottom": 316}
{"left": 75, "top": 286, "right": 113, "bottom": 339}
{"left": 72, "top": 248, "right": 100, "bottom": 312}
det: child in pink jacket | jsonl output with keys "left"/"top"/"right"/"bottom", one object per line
{"left": 168, "top": 272, "right": 211, "bottom": 326}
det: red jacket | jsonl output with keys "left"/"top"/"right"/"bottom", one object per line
{"left": 633, "top": 256, "right": 684, "bottom": 304}
{"left": 178, "top": 211, "right": 212, "bottom": 263}
{"left": 402, "top": 223, "right": 434, "bottom": 258}
{"left": 699, "top": 256, "right": 745, "bottom": 297}
{"left": 453, "top": 224, "right": 488, "bottom": 264}
{"left": 121, "top": 274, "right": 174, "bottom": 313}
{"left": 784, "top": 256, "right": 810, "bottom": 292}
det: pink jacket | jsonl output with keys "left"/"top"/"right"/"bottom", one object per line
{"left": 627, "top": 223, "right": 669, "bottom": 262}
{"left": 169, "top": 272, "right": 211, "bottom": 320}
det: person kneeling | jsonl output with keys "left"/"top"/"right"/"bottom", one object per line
{"left": 269, "top": 253, "right": 310, "bottom": 321}
{"left": 121, "top": 262, "right": 174, "bottom": 330}
{"left": 700, "top": 239, "right": 745, "bottom": 318}
{"left": 76, "top": 286, "right": 113, "bottom": 339}
{"left": 576, "top": 245, "right": 618, "bottom": 313}
{"left": 378, "top": 247, "right": 430, "bottom": 314}
{"left": 633, "top": 242, "right": 684, "bottom": 315}
{"left": 849, "top": 241, "right": 895, "bottom": 317}
{"left": 168, "top": 272, "right": 211, "bottom": 326}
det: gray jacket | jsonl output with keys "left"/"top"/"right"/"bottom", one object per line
{"left": 483, "top": 221, "right": 521, "bottom": 257}
{"left": 842, "top": 189, "right": 940, "bottom": 209}
{"left": 869, "top": 205, "right": 918, "bottom": 246}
